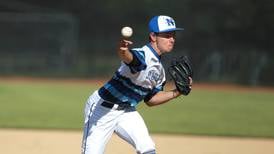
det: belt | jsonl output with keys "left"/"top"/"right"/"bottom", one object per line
{"left": 101, "top": 101, "right": 130, "bottom": 110}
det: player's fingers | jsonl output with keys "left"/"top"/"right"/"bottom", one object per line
{"left": 119, "top": 47, "right": 129, "bottom": 51}
{"left": 124, "top": 40, "right": 133, "bottom": 44}
{"left": 189, "top": 77, "right": 193, "bottom": 88}
{"left": 120, "top": 39, "right": 133, "bottom": 47}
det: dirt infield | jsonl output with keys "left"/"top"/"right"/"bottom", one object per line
{"left": 1, "top": 129, "right": 274, "bottom": 154}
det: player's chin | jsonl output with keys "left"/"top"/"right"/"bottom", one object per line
{"left": 166, "top": 46, "right": 174, "bottom": 52}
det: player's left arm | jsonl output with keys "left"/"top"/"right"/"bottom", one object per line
{"left": 145, "top": 77, "right": 193, "bottom": 106}
{"left": 145, "top": 89, "right": 181, "bottom": 106}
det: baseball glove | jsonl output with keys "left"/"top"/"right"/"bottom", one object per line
{"left": 168, "top": 56, "right": 193, "bottom": 95}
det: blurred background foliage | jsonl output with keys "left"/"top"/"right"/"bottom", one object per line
{"left": 0, "top": 0, "right": 273, "bottom": 86}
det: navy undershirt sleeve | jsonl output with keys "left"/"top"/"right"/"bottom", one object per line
{"left": 125, "top": 49, "right": 147, "bottom": 73}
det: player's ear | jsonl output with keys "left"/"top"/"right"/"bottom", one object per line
{"left": 149, "top": 32, "right": 157, "bottom": 42}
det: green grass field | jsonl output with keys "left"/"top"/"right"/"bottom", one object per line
{"left": 0, "top": 79, "right": 274, "bottom": 138}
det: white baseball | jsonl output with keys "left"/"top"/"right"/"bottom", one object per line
{"left": 121, "top": 26, "right": 133, "bottom": 38}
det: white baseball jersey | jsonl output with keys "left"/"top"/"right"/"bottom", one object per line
{"left": 98, "top": 43, "right": 166, "bottom": 106}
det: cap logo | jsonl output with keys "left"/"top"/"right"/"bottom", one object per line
{"left": 165, "top": 18, "right": 175, "bottom": 26}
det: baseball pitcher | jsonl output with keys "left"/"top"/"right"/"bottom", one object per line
{"left": 81, "top": 15, "right": 193, "bottom": 154}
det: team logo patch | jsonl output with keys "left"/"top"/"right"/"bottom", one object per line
{"left": 146, "top": 70, "right": 160, "bottom": 83}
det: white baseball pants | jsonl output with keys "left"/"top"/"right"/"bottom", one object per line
{"left": 81, "top": 91, "right": 156, "bottom": 154}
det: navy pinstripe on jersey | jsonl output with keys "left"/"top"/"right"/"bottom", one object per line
{"left": 98, "top": 43, "right": 166, "bottom": 106}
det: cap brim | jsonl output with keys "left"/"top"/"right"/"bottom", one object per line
{"left": 159, "top": 27, "right": 184, "bottom": 33}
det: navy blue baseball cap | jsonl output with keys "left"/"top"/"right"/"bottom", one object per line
{"left": 149, "top": 15, "right": 184, "bottom": 33}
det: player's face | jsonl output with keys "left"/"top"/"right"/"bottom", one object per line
{"left": 155, "top": 31, "right": 176, "bottom": 53}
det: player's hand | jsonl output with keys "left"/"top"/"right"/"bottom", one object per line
{"left": 119, "top": 39, "right": 133, "bottom": 52}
